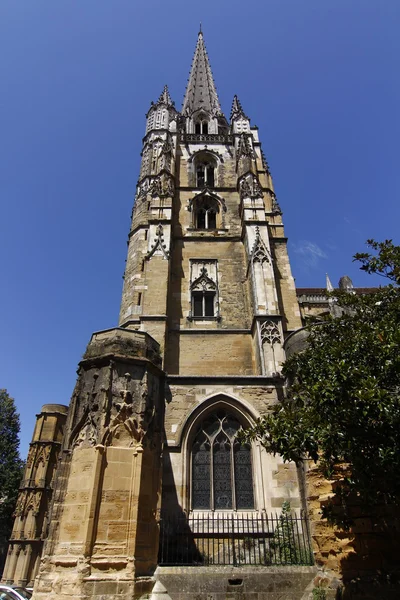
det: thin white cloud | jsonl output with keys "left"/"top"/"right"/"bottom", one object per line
{"left": 293, "top": 240, "right": 328, "bottom": 268}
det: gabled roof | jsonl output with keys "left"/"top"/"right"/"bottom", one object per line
{"left": 182, "top": 31, "right": 222, "bottom": 117}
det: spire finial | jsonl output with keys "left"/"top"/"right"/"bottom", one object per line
{"left": 326, "top": 273, "right": 334, "bottom": 293}
{"left": 230, "top": 94, "right": 248, "bottom": 121}
{"left": 199, "top": 22, "right": 202, "bottom": 34}
{"left": 155, "top": 84, "right": 174, "bottom": 107}
{"left": 182, "top": 30, "right": 222, "bottom": 116}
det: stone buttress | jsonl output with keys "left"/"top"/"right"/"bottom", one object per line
{"left": 33, "top": 329, "right": 165, "bottom": 600}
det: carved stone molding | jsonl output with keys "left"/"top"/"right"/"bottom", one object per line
{"left": 146, "top": 224, "right": 170, "bottom": 260}
{"left": 249, "top": 227, "right": 271, "bottom": 265}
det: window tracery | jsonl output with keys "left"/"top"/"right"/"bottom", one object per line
{"left": 191, "top": 411, "right": 254, "bottom": 510}
{"left": 260, "top": 320, "right": 281, "bottom": 345}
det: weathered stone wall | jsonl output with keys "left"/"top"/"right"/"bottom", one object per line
{"left": 306, "top": 462, "right": 400, "bottom": 599}
{"left": 166, "top": 333, "right": 254, "bottom": 376}
{"left": 153, "top": 565, "right": 317, "bottom": 600}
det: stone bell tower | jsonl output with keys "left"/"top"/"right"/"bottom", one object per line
{"left": 31, "top": 29, "right": 306, "bottom": 600}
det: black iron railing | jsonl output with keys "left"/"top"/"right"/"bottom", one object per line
{"left": 180, "top": 133, "right": 233, "bottom": 144}
{"left": 159, "top": 512, "right": 314, "bottom": 567}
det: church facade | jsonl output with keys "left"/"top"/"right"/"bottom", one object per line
{"left": 2, "top": 31, "right": 348, "bottom": 600}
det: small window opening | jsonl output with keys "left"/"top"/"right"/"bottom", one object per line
{"left": 195, "top": 198, "right": 218, "bottom": 230}
{"left": 194, "top": 120, "right": 209, "bottom": 135}
{"left": 196, "top": 162, "right": 215, "bottom": 188}
{"left": 141, "top": 260, "right": 145, "bottom": 272}
{"left": 144, "top": 230, "right": 148, "bottom": 240}
{"left": 137, "top": 292, "right": 142, "bottom": 306}
{"left": 192, "top": 290, "right": 215, "bottom": 317}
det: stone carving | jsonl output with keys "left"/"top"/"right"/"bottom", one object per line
{"left": 146, "top": 224, "right": 170, "bottom": 260}
{"left": 191, "top": 266, "right": 217, "bottom": 292}
{"left": 35, "top": 445, "right": 51, "bottom": 465}
{"left": 26, "top": 490, "right": 42, "bottom": 516}
{"left": 139, "top": 146, "right": 151, "bottom": 179}
{"left": 150, "top": 177, "right": 162, "bottom": 197}
{"left": 137, "top": 174, "right": 175, "bottom": 201}
{"left": 163, "top": 176, "right": 175, "bottom": 198}
{"left": 136, "top": 181, "right": 147, "bottom": 201}
{"left": 261, "top": 150, "right": 271, "bottom": 176}
{"left": 103, "top": 373, "right": 155, "bottom": 448}
{"left": 253, "top": 178, "right": 263, "bottom": 198}
{"left": 250, "top": 227, "right": 270, "bottom": 264}
{"left": 271, "top": 192, "right": 282, "bottom": 215}
{"left": 14, "top": 494, "right": 26, "bottom": 517}
{"left": 239, "top": 174, "right": 263, "bottom": 200}
{"left": 188, "top": 188, "right": 226, "bottom": 215}
{"left": 26, "top": 447, "right": 35, "bottom": 468}
{"left": 236, "top": 133, "right": 255, "bottom": 164}
{"left": 260, "top": 320, "right": 281, "bottom": 345}
{"left": 161, "top": 135, "right": 174, "bottom": 160}
{"left": 239, "top": 177, "right": 251, "bottom": 199}
{"left": 71, "top": 406, "right": 98, "bottom": 449}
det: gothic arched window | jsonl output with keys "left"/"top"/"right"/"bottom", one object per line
{"left": 191, "top": 411, "right": 254, "bottom": 510}
{"left": 190, "top": 263, "right": 218, "bottom": 319}
{"left": 195, "top": 196, "right": 218, "bottom": 230}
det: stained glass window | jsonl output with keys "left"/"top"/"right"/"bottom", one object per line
{"left": 192, "top": 433, "right": 211, "bottom": 509}
{"left": 191, "top": 411, "right": 254, "bottom": 510}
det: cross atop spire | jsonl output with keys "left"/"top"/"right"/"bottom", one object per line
{"left": 156, "top": 85, "right": 174, "bottom": 107}
{"left": 182, "top": 30, "right": 222, "bottom": 117}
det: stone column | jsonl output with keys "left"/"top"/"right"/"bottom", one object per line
{"left": 3, "top": 544, "right": 19, "bottom": 584}
{"left": 17, "top": 544, "right": 32, "bottom": 587}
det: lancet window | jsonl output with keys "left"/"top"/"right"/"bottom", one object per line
{"left": 190, "top": 260, "right": 219, "bottom": 319}
{"left": 191, "top": 410, "right": 254, "bottom": 510}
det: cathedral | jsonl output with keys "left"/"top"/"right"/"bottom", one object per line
{"left": 4, "top": 30, "right": 389, "bottom": 600}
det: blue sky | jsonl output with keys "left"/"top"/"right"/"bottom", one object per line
{"left": 1, "top": 1, "right": 399, "bottom": 457}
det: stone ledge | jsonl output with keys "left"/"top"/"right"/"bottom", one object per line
{"left": 82, "top": 327, "right": 162, "bottom": 369}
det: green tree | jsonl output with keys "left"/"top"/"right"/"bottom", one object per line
{"left": 241, "top": 240, "right": 400, "bottom": 511}
{"left": 0, "top": 390, "right": 24, "bottom": 571}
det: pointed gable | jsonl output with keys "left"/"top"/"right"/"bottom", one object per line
{"left": 230, "top": 95, "right": 248, "bottom": 121}
{"left": 156, "top": 85, "right": 174, "bottom": 108}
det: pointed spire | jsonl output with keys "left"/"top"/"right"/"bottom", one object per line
{"left": 230, "top": 95, "right": 248, "bottom": 121}
{"left": 182, "top": 31, "right": 222, "bottom": 116}
{"left": 326, "top": 274, "right": 334, "bottom": 292}
{"left": 155, "top": 85, "right": 174, "bottom": 107}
